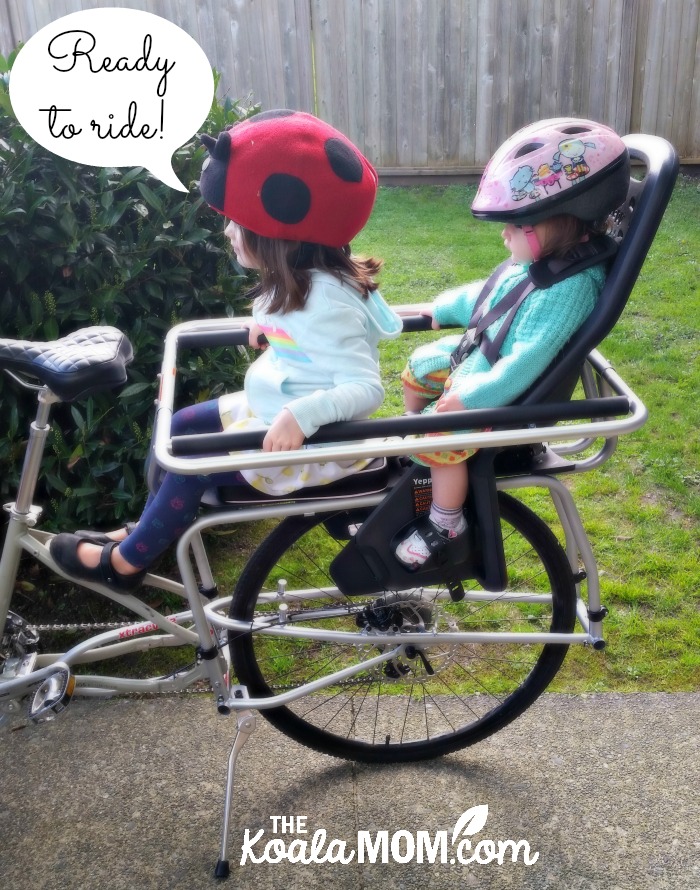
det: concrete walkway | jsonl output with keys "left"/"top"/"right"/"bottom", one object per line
{"left": 1, "top": 692, "right": 698, "bottom": 889}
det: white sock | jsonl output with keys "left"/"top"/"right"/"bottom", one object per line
{"left": 429, "top": 503, "right": 467, "bottom": 534}
{"left": 395, "top": 507, "right": 468, "bottom": 569}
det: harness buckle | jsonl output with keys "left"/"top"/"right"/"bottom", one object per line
{"left": 450, "top": 329, "right": 480, "bottom": 370}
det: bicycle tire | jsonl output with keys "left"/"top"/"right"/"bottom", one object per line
{"left": 229, "top": 492, "right": 576, "bottom": 763}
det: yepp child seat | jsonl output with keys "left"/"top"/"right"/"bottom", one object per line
{"left": 328, "top": 132, "right": 679, "bottom": 596}
{"left": 514, "top": 133, "right": 679, "bottom": 408}
{"left": 457, "top": 133, "right": 680, "bottom": 588}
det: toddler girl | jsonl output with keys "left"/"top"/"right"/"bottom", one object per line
{"left": 395, "top": 117, "right": 629, "bottom": 569}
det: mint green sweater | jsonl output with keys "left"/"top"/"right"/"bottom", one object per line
{"left": 408, "top": 262, "right": 605, "bottom": 409}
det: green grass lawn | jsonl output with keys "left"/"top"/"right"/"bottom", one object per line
{"left": 347, "top": 177, "right": 700, "bottom": 693}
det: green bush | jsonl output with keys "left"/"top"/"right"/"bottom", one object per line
{"left": 0, "top": 50, "right": 258, "bottom": 529}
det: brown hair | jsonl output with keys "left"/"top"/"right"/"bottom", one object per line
{"left": 238, "top": 228, "right": 382, "bottom": 314}
{"left": 534, "top": 214, "right": 608, "bottom": 259}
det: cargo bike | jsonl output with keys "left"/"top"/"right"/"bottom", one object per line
{"left": 0, "top": 134, "right": 678, "bottom": 876}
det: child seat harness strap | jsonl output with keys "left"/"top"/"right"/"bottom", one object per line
{"left": 449, "top": 260, "right": 533, "bottom": 369}
{"left": 450, "top": 235, "right": 618, "bottom": 370}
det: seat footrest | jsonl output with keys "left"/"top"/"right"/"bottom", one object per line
{"left": 494, "top": 444, "right": 576, "bottom": 476}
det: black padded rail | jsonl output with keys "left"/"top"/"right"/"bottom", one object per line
{"left": 0, "top": 326, "right": 133, "bottom": 402}
{"left": 170, "top": 396, "right": 631, "bottom": 456}
{"left": 176, "top": 318, "right": 433, "bottom": 352}
{"left": 177, "top": 329, "right": 251, "bottom": 349}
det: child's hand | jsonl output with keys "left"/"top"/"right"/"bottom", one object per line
{"left": 245, "top": 321, "right": 267, "bottom": 349}
{"left": 418, "top": 306, "right": 441, "bottom": 330}
{"left": 263, "top": 408, "right": 305, "bottom": 452}
{"left": 398, "top": 304, "right": 440, "bottom": 329}
{"left": 435, "top": 390, "right": 466, "bottom": 413}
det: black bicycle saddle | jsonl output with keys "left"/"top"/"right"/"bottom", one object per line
{"left": 0, "top": 326, "right": 134, "bottom": 401}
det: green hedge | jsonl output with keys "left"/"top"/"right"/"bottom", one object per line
{"left": 0, "top": 51, "right": 258, "bottom": 529}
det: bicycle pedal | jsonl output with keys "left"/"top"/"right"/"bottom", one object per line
{"left": 29, "top": 664, "right": 75, "bottom": 722}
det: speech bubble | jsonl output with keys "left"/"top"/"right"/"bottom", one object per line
{"left": 9, "top": 7, "right": 214, "bottom": 191}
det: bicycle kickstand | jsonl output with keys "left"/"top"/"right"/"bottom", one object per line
{"left": 215, "top": 687, "right": 257, "bottom": 880}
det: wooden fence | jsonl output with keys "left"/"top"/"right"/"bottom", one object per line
{"left": 1, "top": 0, "right": 698, "bottom": 171}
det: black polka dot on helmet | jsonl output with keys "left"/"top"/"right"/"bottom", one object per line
{"left": 199, "top": 110, "right": 378, "bottom": 247}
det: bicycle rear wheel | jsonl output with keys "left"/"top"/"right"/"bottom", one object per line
{"left": 229, "top": 492, "right": 576, "bottom": 763}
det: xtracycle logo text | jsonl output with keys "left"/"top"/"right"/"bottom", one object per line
{"left": 240, "top": 806, "right": 539, "bottom": 866}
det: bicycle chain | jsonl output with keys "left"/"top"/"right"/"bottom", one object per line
{"left": 28, "top": 620, "right": 137, "bottom": 633}
{"left": 26, "top": 597, "right": 368, "bottom": 633}
{"left": 21, "top": 604, "right": 399, "bottom": 696}
{"left": 18, "top": 619, "right": 214, "bottom": 696}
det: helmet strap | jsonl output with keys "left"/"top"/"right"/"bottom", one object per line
{"left": 522, "top": 225, "right": 542, "bottom": 261}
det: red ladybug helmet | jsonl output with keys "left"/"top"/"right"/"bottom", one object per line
{"left": 199, "top": 109, "right": 378, "bottom": 247}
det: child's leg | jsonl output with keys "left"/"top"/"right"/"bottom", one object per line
{"left": 430, "top": 462, "right": 469, "bottom": 513}
{"left": 74, "top": 399, "right": 244, "bottom": 572}
{"left": 82, "top": 400, "right": 226, "bottom": 543}
{"left": 74, "top": 464, "right": 241, "bottom": 576}
{"left": 402, "top": 379, "right": 435, "bottom": 413}
{"left": 118, "top": 399, "right": 243, "bottom": 568}
{"left": 401, "top": 364, "right": 450, "bottom": 413}
{"left": 395, "top": 463, "right": 469, "bottom": 569}
{"left": 117, "top": 471, "right": 212, "bottom": 569}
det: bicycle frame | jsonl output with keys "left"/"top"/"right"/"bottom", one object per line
{"left": 163, "top": 317, "right": 644, "bottom": 696}
{"left": 0, "top": 314, "right": 646, "bottom": 718}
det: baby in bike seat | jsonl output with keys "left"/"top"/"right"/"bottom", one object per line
{"left": 395, "top": 117, "right": 630, "bottom": 570}
{"left": 50, "top": 110, "right": 402, "bottom": 594}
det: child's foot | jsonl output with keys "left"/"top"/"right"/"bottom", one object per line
{"left": 50, "top": 534, "right": 147, "bottom": 594}
{"left": 395, "top": 516, "right": 467, "bottom": 570}
{"left": 74, "top": 521, "right": 137, "bottom": 544}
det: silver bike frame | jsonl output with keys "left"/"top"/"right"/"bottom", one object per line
{"left": 0, "top": 314, "right": 646, "bottom": 713}
{"left": 0, "top": 315, "right": 648, "bottom": 878}
{"left": 153, "top": 317, "right": 644, "bottom": 712}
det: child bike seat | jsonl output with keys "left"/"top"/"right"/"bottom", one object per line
{"left": 0, "top": 326, "right": 133, "bottom": 401}
{"left": 515, "top": 133, "right": 679, "bottom": 406}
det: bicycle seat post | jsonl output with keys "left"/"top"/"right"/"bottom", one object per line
{"left": 13, "top": 387, "right": 60, "bottom": 516}
{"left": 0, "top": 386, "right": 59, "bottom": 637}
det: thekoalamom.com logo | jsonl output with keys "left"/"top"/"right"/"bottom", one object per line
{"left": 240, "top": 805, "right": 539, "bottom": 866}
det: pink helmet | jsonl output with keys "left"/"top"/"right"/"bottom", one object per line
{"left": 471, "top": 118, "right": 630, "bottom": 224}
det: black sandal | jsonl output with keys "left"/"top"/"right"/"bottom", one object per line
{"left": 73, "top": 521, "right": 137, "bottom": 545}
{"left": 49, "top": 533, "right": 147, "bottom": 594}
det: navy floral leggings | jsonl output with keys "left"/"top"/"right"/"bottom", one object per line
{"left": 119, "top": 400, "right": 245, "bottom": 569}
